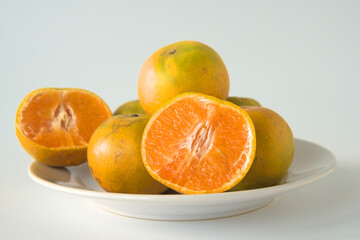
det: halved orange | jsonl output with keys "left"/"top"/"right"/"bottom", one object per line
{"left": 141, "top": 93, "right": 256, "bottom": 194}
{"left": 15, "top": 88, "right": 112, "bottom": 167}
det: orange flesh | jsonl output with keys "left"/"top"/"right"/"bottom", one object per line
{"left": 17, "top": 89, "right": 111, "bottom": 148}
{"left": 144, "top": 96, "right": 254, "bottom": 192}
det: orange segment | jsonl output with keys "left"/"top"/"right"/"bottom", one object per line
{"left": 142, "top": 93, "right": 256, "bottom": 194}
{"left": 15, "top": 88, "right": 112, "bottom": 167}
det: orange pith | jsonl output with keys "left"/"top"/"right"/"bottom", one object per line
{"left": 15, "top": 88, "right": 112, "bottom": 166}
{"left": 142, "top": 93, "right": 256, "bottom": 194}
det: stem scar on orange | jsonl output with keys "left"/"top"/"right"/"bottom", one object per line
{"left": 141, "top": 93, "right": 256, "bottom": 194}
{"left": 15, "top": 88, "right": 112, "bottom": 167}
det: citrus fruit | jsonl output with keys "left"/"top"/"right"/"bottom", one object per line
{"left": 138, "top": 41, "right": 230, "bottom": 114}
{"left": 87, "top": 114, "right": 168, "bottom": 194}
{"left": 227, "top": 97, "right": 261, "bottom": 107}
{"left": 113, "top": 99, "right": 145, "bottom": 115}
{"left": 15, "top": 88, "right": 112, "bottom": 167}
{"left": 141, "top": 93, "right": 256, "bottom": 194}
{"left": 230, "top": 106, "right": 295, "bottom": 191}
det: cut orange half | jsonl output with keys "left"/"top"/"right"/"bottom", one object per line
{"left": 141, "top": 93, "right": 256, "bottom": 194}
{"left": 15, "top": 88, "right": 112, "bottom": 167}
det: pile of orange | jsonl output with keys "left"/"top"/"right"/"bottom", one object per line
{"left": 16, "top": 41, "right": 295, "bottom": 194}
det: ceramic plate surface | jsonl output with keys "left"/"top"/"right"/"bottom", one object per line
{"left": 28, "top": 139, "right": 336, "bottom": 221}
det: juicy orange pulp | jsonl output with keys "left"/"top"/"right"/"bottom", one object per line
{"left": 142, "top": 93, "right": 256, "bottom": 194}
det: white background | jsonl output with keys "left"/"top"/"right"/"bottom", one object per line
{"left": 1, "top": 0, "right": 359, "bottom": 239}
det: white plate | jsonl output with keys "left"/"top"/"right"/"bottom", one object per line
{"left": 28, "top": 139, "right": 336, "bottom": 221}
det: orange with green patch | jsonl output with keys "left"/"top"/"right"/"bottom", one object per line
{"left": 87, "top": 114, "right": 168, "bottom": 194}
{"left": 227, "top": 96, "right": 262, "bottom": 107}
{"left": 138, "top": 41, "right": 230, "bottom": 114}
{"left": 230, "top": 106, "right": 295, "bottom": 191}
{"left": 113, "top": 99, "right": 145, "bottom": 115}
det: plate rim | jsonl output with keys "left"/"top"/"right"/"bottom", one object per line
{"left": 28, "top": 138, "right": 337, "bottom": 203}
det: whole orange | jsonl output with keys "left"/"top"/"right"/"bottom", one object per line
{"left": 138, "top": 41, "right": 230, "bottom": 114}
{"left": 87, "top": 114, "right": 168, "bottom": 194}
{"left": 113, "top": 99, "right": 145, "bottom": 115}
{"left": 227, "top": 96, "right": 262, "bottom": 107}
{"left": 230, "top": 106, "right": 295, "bottom": 191}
